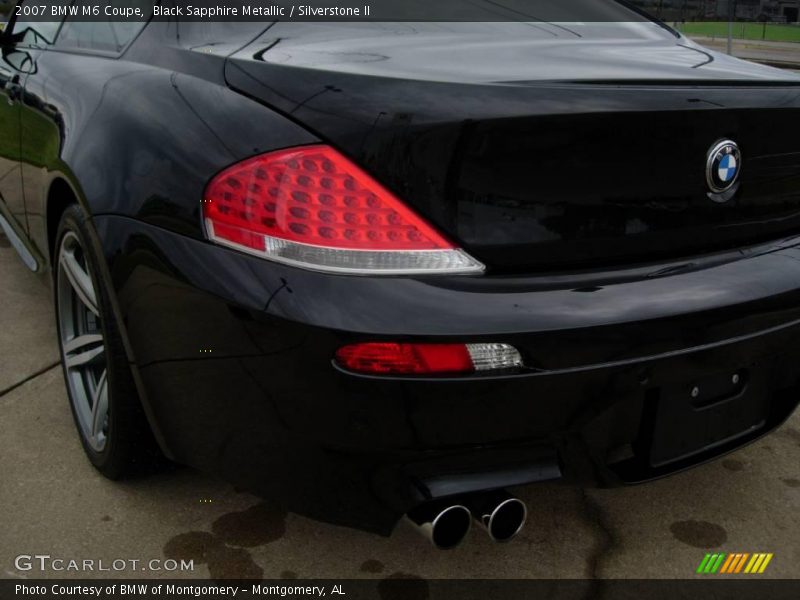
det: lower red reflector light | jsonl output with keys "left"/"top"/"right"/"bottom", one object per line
{"left": 335, "top": 343, "right": 474, "bottom": 375}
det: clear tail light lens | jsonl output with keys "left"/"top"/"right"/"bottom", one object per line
{"left": 335, "top": 343, "right": 523, "bottom": 375}
{"left": 202, "top": 145, "right": 484, "bottom": 275}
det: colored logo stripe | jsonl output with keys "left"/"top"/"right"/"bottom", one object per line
{"left": 750, "top": 553, "right": 773, "bottom": 574}
{"left": 697, "top": 553, "right": 726, "bottom": 574}
{"left": 720, "top": 553, "right": 736, "bottom": 573}
{"left": 697, "top": 553, "right": 773, "bottom": 575}
{"left": 727, "top": 553, "right": 749, "bottom": 574}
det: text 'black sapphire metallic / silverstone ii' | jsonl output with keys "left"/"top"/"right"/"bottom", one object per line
{"left": 2, "top": 1, "right": 800, "bottom": 548}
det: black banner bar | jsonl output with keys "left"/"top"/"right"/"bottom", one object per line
{"left": 3, "top": 579, "right": 800, "bottom": 600}
{"left": 3, "top": 0, "right": 663, "bottom": 23}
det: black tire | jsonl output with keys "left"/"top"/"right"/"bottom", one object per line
{"left": 54, "top": 204, "right": 160, "bottom": 479}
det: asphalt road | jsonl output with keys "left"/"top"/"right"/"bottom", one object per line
{"left": 690, "top": 37, "right": 800, "bottom": 70}
{"left": 1, "top": 232, "right": 799, "bottom": 582}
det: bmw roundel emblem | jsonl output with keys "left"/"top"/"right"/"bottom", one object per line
{"left": 706, "top": 140, "right": 742, "bottom": 194}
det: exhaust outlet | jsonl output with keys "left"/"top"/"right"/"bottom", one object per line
{"left": 406, "top": 502, "right": 472, "bottom": 550}
{"left": 468, "top": 490, "right": 527, "bottom": 543}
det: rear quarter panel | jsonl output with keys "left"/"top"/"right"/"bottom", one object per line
{"left": 20, "top": 21, "right": 317, "bottom": 266}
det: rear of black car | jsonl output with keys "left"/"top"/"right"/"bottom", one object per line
{"left": 225, "top": 22, "right": 800, "bottom": 273}
{"left": 110, "top": 20, "right": 800, "bottom": 539}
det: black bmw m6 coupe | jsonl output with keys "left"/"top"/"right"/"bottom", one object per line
{"left": 3, "top": 0, "right": 800, "bottom": 548}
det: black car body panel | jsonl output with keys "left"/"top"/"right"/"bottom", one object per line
{"left": 95, "top": 212, "right": 800, "bottom": 534}
{"left": 2, "top": 10, "right": 800, "bottom": 535}
{"left": 17, "top": 23, "right": 316, "bottom": 259}
{"left": 226, "top": 23, "right": 800, "bottom": 272}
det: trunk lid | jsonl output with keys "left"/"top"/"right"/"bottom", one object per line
{"left": 225, "top": 22, "right": 800, "bottom": 272}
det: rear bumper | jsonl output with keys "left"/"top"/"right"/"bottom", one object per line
{"left": 96, "top": 215, "right": 800, "bottom": 535}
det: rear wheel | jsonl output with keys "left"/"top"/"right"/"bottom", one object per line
{"left": 55, "top": 204, "right": 158, "bottom": 478}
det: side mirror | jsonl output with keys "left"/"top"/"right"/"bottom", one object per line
{"left": 0, "top": 2, "right": 18, "bottom": 46}
{"left": 0, "top": 3, "right": 59, "bottom": 48}
{"left": 3, "top": 46, "right": 36, "bottom": 74}
{"left": 3, "top": 26, "right": 50, "bottom": 48}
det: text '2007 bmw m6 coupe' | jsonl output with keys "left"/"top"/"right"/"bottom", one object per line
{"left": 3, "top": 0, "right": 800, "bottom": 548}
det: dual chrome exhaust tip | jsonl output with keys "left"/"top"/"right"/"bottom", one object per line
{"left": 407, "top": 490, "right": 527, "bottom": 549}
{"left": 406, "top": 503, "right": 473, "bottom": 550}
{"left": 468, "top": 490, "right": 528, "bottom": 543}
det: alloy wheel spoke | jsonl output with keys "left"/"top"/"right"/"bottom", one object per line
{"left": 60, "top": 249, "right": 99, "bottom": 317}
{"left": 91, "top": 370, "right": 109, "bottom": 440}
{"left": 64, "top": 333, "right": 105, "bottom": 369}
{"left": 58, "top": 233, "right": 110, "bottom": 452}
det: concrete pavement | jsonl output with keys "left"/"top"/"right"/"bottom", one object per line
{"left": 1, "top": 232, "right": 799, "bottom": 582}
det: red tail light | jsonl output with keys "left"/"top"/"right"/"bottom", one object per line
{"left": 335, "top": 342, "right": 524, "bottom": 375}
{"left": 203, "top": 145, "right": 484, "bottom": 275}
{"left": 336, "top": 343, "right": 473, "bottom": 375}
